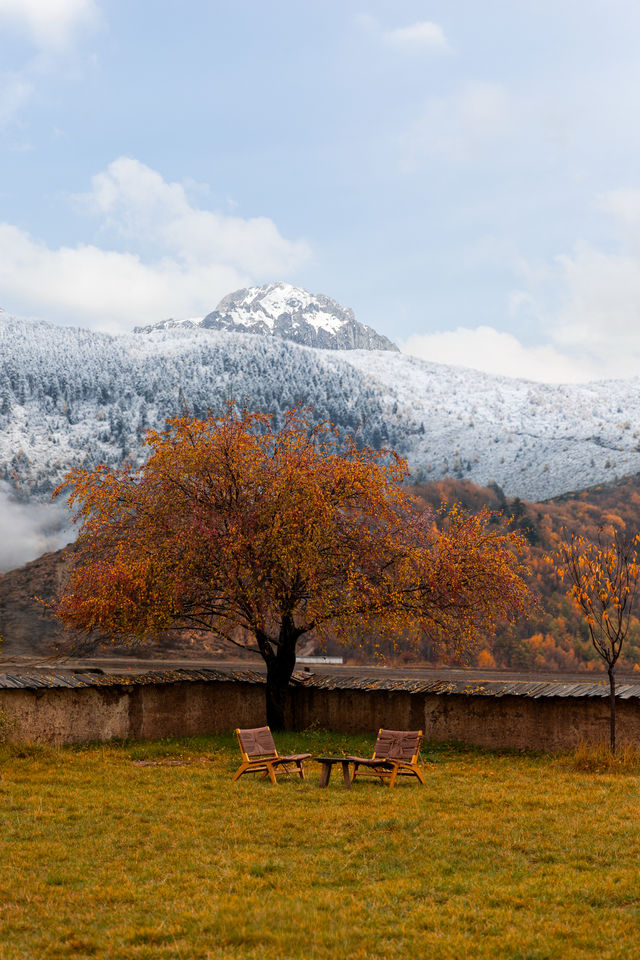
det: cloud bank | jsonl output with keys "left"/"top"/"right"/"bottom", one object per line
{"left": 406, "top": 188, "right": 640, "bottom": 383}
{"left": 403, "top": 327, "right": 600, "bottom": 384}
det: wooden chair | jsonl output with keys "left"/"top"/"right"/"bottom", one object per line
{"left": 233, "top": 726, "right": 311, "bottom": 784}
{"left": 347, "top": 729, "right": 425, "bottom": 788}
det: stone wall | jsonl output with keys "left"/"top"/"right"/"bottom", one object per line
{"left": 2, "top": 677, "right": 638, "bottom": 750}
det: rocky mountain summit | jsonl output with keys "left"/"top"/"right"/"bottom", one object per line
{"left": 135, "top": 281, "right": 398, "bottom": 352}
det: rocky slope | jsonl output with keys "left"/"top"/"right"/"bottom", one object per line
{"left": 0, "top": 546, "right": 76, "bottom": 658}
{"left": 0, "top": 545, "right": 242, "bottom": 661}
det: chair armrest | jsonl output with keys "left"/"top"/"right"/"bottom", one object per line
{"left": 345, "top": 757, "right": 392, "bottom": 767}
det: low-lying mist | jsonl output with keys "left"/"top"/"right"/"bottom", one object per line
{"left": 0, "top": 485, "right": 74, "bottom": 573}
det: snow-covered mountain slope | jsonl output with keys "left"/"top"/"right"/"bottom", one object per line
{"left": 2, "top": 308, "right": 640, "bottom": 506}
{"left": 328, "top": 350, "right": 640, "bottom": 499}
{"left": 0, "top": 312, "right": 412, "bottom": 502}
{"left": 135, "top": 281, "right": 398, "bottom": 352}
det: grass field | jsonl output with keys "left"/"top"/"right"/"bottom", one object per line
{"left": 2, "top": 731, "right": 640, "bottom": 959}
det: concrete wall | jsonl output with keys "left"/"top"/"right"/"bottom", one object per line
{"left": 1, "top": 679, "right": 637, "bottom": 750}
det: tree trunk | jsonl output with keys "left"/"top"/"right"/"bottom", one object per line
{"left": 263, "top": 623, "right": 298, "bottom": 730}
{"left": 608, "top": 664, "right": 616, "bottom": 754}
{"left": 265, "top": 644, "right": 296, "bottom": 730}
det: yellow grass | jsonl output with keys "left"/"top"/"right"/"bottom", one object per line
{"left": 1, "top": 732, "right": 640, "bottom": 959}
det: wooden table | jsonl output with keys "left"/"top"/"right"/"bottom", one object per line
{"left": 314, "top": 756, "right": 352, "bottom": 789}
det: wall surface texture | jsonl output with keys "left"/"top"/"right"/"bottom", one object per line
{"left": 1, "top": 677, "right": 637, "bottom": 750}
{"left": 1, "top": 681, "right": 264, "bottom": 745}
{"left": 288, "top": 686, "right": 628, "bottom": 751}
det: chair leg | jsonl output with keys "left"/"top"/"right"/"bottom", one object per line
{"left": 373, "top": 764, "right": 387, "bottom": 785}
{"left": 233, "top": 763, "right": 248, "bottom": 782}
{"left": 413, "top": 765, "right": 426, "bottom": 785}
{"left": 297, "top": 762, "right": 305, "bottom": 780}
{"left": 266, "top": 762, "right": 277, "bottom": 785}
{"left": 351, "top": 764, "right": 359, "bottom": 782}
{"left": 388, "top": 764, "right": 399, "bottom": 788}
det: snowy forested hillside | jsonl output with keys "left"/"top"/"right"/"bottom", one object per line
{"left": 3, "top": 308, "right": 640, "bottom": 517}
{"left": 331, "top": 350, "right": 640, "bottom": 500}
{"left": 0, "top": 312, "right": 415, "bottom": 503}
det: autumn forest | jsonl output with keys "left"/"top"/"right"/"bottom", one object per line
{"left": 407, "top": 475, "right": 640, "bottom": 674}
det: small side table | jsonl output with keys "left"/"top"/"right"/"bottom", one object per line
{"left": 314, "top": 756, "right": 352, "bottom": 789}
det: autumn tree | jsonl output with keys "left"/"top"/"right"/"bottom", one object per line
{"left": 54, "top": 406, "right": 532, "bottom": 728}
{"left": 552, "top": 529, "right": 640, "bottom": 752}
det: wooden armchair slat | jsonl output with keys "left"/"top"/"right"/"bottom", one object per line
{"left": 347, "top": 728, "right": 426, "bottom": 788}
{"left": 233, "top": 726, "right": 311, "bottom": 784}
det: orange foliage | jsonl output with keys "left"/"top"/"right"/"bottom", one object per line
{"left": 476, "top": 649, "right": 497, "bottom": 669}
{"left": 54, "top": 406, "right": 532, "bottom": 725}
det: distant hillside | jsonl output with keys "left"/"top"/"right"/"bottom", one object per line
{"left": 337, "top": 350, "right": 640, "bottom": 500}
{"left": 0, "top": 545, "right": 246, "bottom": 661}
{"left": 411, "top": 475, "right": 640, "bottom": 673}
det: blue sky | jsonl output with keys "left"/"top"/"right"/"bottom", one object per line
{"left": 2, "top": 0, "right": 640, "bottom": 381}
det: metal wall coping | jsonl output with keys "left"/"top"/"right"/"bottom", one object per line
{"left": 0, "top": 667, "right": 638, "bottom": 700}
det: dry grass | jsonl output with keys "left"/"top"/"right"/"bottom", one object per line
{"left": 2, "top": 732, "right": 640, "bottom": 959}
{"left": 562, "top": 740, "right": 640, "bottom": 774}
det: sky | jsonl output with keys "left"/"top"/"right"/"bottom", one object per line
{"left": 2, "top": 0, "right": 640, "bottom": 382}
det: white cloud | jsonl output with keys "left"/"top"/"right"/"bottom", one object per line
{"left": 0, "top": 486, "right": 71, "bottom": 572}
{"left": 598, "top": 188, "right": 640, "bottom": 225}
{"left": 551, "top": 244, "right": 640, "bottom": 361}
{"left": 357, "top": 15, "right": 451, "bottom": 54}
{"left": 485, "top": 187, "right": 640, "bottom": 381}
{"left": 0, "top": 158, "right": 311, "bottom": 333}
{"left": 0, "top": 0, "right": 98, "bottom": 50}
{"left": 403, "top": 326, "right": 600, "bottom": 383}
{"left": 383, "top": 21, "right": 451, "bottom": 53}
{"left": 75, "top": 157, "right": 309, "bottom": 277}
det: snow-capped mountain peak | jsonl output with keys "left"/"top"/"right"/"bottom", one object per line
{"left": 135, "top": 281, "right": 398, "bottom": 352}
{"left": 212, "top": 281, "right": 344, "bottom": 335}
